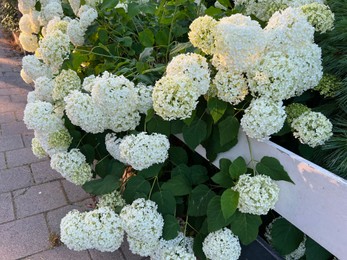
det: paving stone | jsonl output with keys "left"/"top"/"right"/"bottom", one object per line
{"left": 22, "top": 132, "right": 34, "bottom": 148}
{"left": 0, "top": 134, "right": 23, "bottom": 151}
{"left": 10, "top": 94, "right": 27, "bottom": 103}
{"left": 1, "top": 121, "right": 31, "bottom": 136}
{"left": 0, "top": 152, "right": 6, "bottom": 169}
{"left": 15, "top": 109, "right": 24, "bottom": 121}
{"left": 0, "top": 101, "right": 26, "bottom": 113}
{"left": 13, "top": 181, "right": 67, "bottom": 218}
{"left": 89, "top": 249, "right": 125, "bottom": 260}
{"left": 0, "top": 87, "right": 28, "bottom": 96}
{"left": 6, "top": 147, "right": 44, "bottom": 167}
{"left": 31, "top": 160, "right": 62, "bottom": 184}
{"left": 0, "top": 192, "right": 15, "bottom": 224}
{"left": 0, "top": 214, "right": 50, "bottom": 259}
{"left": 0, "top": 166, "right": 34, "bottom": 193}
{"left": 121, "top": 240, "right": 144, "bottom": 260}
{"left": 0, "top": 112, "right": 16, "bottom": 124}
{"left": 0, "top": 95, "right": 10, "bottom": 103}
{"left": 24, "top": 245, "right": 91, "bottom": 260}
{"left": 61, "top": 179, "right": 91, "bottom": 203}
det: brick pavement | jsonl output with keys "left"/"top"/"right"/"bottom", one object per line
{"left": 0, "top": 29, "right": 144, "bottom": 260}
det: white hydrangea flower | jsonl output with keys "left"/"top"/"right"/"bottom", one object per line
{"left": 152, "top": 75, "right": 199, "bottom": 121}
{"left": 105, "top": 134, "right": 125, "bottom": 163}
{"left": 18, "top": 0, "right": 36, "bottom": 14}
{"left": 27, "top": 91, "right": 38, "bottom": 103}
{"left": 115, "top": 132, "right": 170, "bottom": 170}
{"left": 23, "top": 101, "right": 64, "bottom": 133}
{"left": 85, "top": 0, "right": 102, "bottom": 7}
{"left": 37, "top": 30, "right": 70, "bottom": 74}
{"left": 60, "top": 207, "right": 124, "bottom": 252}
{"left": 19, "top": 33, "right": 39, "bottom": 53}
{"left": 33, "top": 76, "right": 54, "bottom": 102}
{"left": 97, "top": 190, "right": 126, "bottom": 211}
{"left": 241, "top": 97, "right": 286, "bottom": 140}
{"left": 39, "top": 2, "right": 64, "bottom": 26}
{"left": 91, "top": 73, "right": 140, "bottom": 132}
{"left": 120, "top": 198, "right": 164, "bottom": 243}
{"left": 31, "top": 137, "right": 48, "bottom": 159}
{"left": 67, "top": 20, "right": 86, "bottom": 46}
{"left": 248, "top": 44, "right": 322, "bottom": 100}
{"left": 213, "top": 14, "right": 266, "bottom": 71}
{"left": 78, "top": 5, "right": 98, "bottom": 29}
{"left": 68, "top": 0, "right": 81, "bottom": 15}
{"left": 135, "top": 83, "right": 153, "bottom": 114}
{"left": 213, "top": 67, "right": 249, "bottom": 105}
{"left": 233, "top": 174, "right": 280, "bottom": 215}
{"left": 300, "top": 3, "right": 334, "bottom": 33}
{"left": 265, "top": 7, "right": 315, "bottom": 52}
{"left": 291, "top": 111, "right": 333, "bottom": 148}
{"left": 64, "top": 90, "right": 106, "bottom": 134}
{"left": 40, "top": 0, "right": 62, "bottom": 7}
{"left": 151, "top": 232, "right": 195, "bottom": 260}
{"left": 188, "top": 15, "right": 218, "bottom": 55}
{"left": 22, "top": 55, "right": 53, "bottom": 81}
{"left": 126, "top": 236, "right": 158, "bottom": 257}
{"left": 52, "top": 69, "right": 81, "bottom": 101}
{"left": 20, "top": 69, "right": 33, "bottom": 84}
{"left": 50, "top": 148, "right": 93, "bottom": 185}
{"left": 19, "top": 13, "right": 40, "bottom": 34}
{"left": 202, "top": 228, "right": 241, "bottom": 260}
{"left": 45, "top": 17, "right": 69, "bottom": 35}
{"left": 82, "top": 75, "right": 96, "bottom": 92}
{"left": 35, "top": 128, "right": 71, "bottom": 156}
{"left": 265, "top": 217, "right": 307, "bottom": 260}
{"left": 166, "top": 53, "right": 210, "bottom": 96}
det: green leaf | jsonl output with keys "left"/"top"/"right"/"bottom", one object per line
{"left": 155, "top": 30, "right": 169, "bottom": 46}
{"left": 79, "top": 144, "right": 95, "bottom": 164}
{"left": 271, "top": 218, "right": 304, "bottom": 255}
{"left": 217, "top": 0, "right": 232, "bottom": 8}
{"left": 147, "top": 115, "right": 171, "bottom": 135}
{"left": 205, "top": 6, "right": 224, "bottom": 17}
{"left": 138, "top": 163, "right": 163, "bottom": 179}
{"left": 123, "top": 175, "right": 151, "bottom": 203}
{"left": 108, "top": 160, "right": 126, "bottom": 179}
{"left": 162, "top": 175, "right": 192, "bottom": 196}
{"left": 305, "top": 237, "right": 332, "bottom": 260}
{"left": 183, "top": 119, "right": 207, "bottom": 150}
{"left": 218, "top": 116, "right": 239, "bottom": 147}
{"left": 127, "top": 2, "right": 141, "bottom": 17}
{"left": 101, "top": 0, "right": 119, "bottom": 10}
{"left": 169, "top": 146, "right": 188, "bottom": 166}
{"left": 151, "top": 190, "right": 176, "bottom": 215}
{"left": 256, "top": 156, "right": 294, "bottom": 183}
{"left": 119, "top": 36, "right": 132, "bottom": 47}
{"left": 207, "top": 97, "right": 227, "bottom": 124}
{"left": 193, "top": 233, "right": 207, "bottom": 260}
{"left": 229, "top": 211, "right": 262, "bottom": 245}
{"left": 82, "top": 174, "right": 120, "bottom": 195}
{"left": 189, "top": 165, "right": 209, "bottom": 186}
{"left": 98, "top": 29, "right": 108, "bottom": 44}
{"left": 95, "top": 158, "right": 111, "bottom": 178}
{"left": 207, "top": 196, "right": 233, "bottom": 232}
{"left": 221, "top": 189, "right": 239, "bottom": 220}
{"left": 162, "top": 215, "right": 180, "bottom": 240}
{"left": 139, "top": 28, "right": 155, "bottom": 47}
{"left": 229, "top": 156, "right": 247, "bottom": 180}
{"left": 211, "top": 159, "right": 234, "bottom": 188}
{"left": 187, "top": 185, "right": 216, "bottom": 217}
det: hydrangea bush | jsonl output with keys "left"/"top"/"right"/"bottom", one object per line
{"left": 18, "top": 0, "right": 335, "bottom": 258}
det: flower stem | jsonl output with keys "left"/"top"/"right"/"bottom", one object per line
{"left": 246, "top": 135, "right": 256, "bottom": 175}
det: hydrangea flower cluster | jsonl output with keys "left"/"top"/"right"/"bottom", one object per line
{"left": 291, "top": 111, "right": 333, "bottom": 148}
{"left": 240, "top": 97, "right": 286, "bottom": 140}
{"left": 188, "top": 15, "right": 217, "bottom": 55}
{"left": 60, "top": 207, "right": 124, "bottom": 252}
{"left": 33, "top": 76, "right": 54, "bottom": 103}
{"left": 106, "top": 132, "right": 170, "bottom": 171}
{"left": 233, "top": 174, "right": 280, "bottom": 215}
{"left": 97, "top": 190, "right": 126, "bottom": 211}
{"left": 120, "top": 198, "right": 164, "bottom": 256}
{"left": 151, "top": 232, "right": 195, "bottom": 260}
{"left": 265, "top": 217, "right": 307, "bottom": 260}
{"left": 300, "top": 3, "right": 335, "bottom": 33}
{"left": 135, "top": 83, "right": 154, "bottom": 114}
{"left": 52, "top": 69, "right": 81, "bottom": 101}
{"left": 31, "top": 137, "right": 48, "bottom": 159}
{"left": 202, "top": 228, "right": 241, "bottom": 260}
{"left": 314, "top": 74, "right": 342, "bottom": 98}
{"left": 50, "top": 149, "right": 93, "bottom": 185}
{"left": 34, "top": 128, "right": 72, "bottom": 157}
{"left": 285, "top": 103, "right": 311, "bottom": 124}
{"left": 21, "top": 55, "right": 52, "bottom": 84}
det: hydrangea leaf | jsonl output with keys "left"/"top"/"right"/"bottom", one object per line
{"left": 207, "top": 196, "right": 233, "bottom": 232}
{"left": 82, "top": 174, "right": 120, "bottom": 195}
{"left": 187, "top": 184, "right": 216, "bottom": 217}
{"left": 162, "top": 174, "right": 192, "bottom": 196}
{"left": 218, "top": 115, "right": 239, "bottom": 147}
{"left": 189, "top": 165, "right": 209, "bottom": 186}
{"left": 79, "top": 144, "right": 95, "bottom": 164}
{"left": 183, "top": 119, "right": 207, "bottom": 150}
{"left": 151, "top": 190, "right": 176, "bottom": 216}
{"left": 221, "top": 189, "right": 239, "bottom": 220}
{"left": 211, "top": 159, "right": 234, "bottom": 188}
{"left": 123, "top": 175, "right": 151, "bottom": 203}
{"left": 162, "top": 215, "right": 180, "bottom": 240}
{"left": 229, "top": 156, "right": 247, "bottom": 180}
{"left": 101, "top": 0, "right": 119, "bottom": 10}
{"left": 229, "top": 211, "right": 262, "bottom": 245}
{"left": 147, "top": 115, "right": 171, "bottom": 135}
{"left": 139, "top": 28, "right": 155, "bottom": 47}
{"left": 305, "top": 237, "right": 332, "bottom": 260}
{"left": 138, "top": 163, "right": 163, "bottom": 179}
{"left": 271, "top": 218, "right": 305, "bottom": 255}
{"left": 169, "top": 146, "right": 188, "bottom": 166}
{"left": 207, "top": 97, "right": 227, "bottom": 124}
{"left": 256, "top": 156, "right": 294, "bottom": 184}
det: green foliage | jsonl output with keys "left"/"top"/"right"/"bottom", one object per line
{"left": 305, "top": 237, "right": 332, "bottom": 260}
{"left": 256, "top": 157, "right": 294, "bottom": 183}
{"left": 207, "top": 196, "right": 233, "bottom": 232}
{"left": 0, "top": 0, "right": 19, "bottom": 33}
